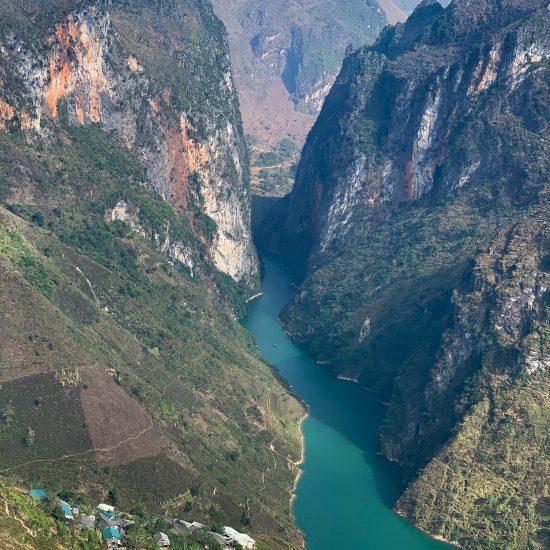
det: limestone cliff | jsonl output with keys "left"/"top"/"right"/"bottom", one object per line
{"left": 262, "top": 0, "right": 550, "bottom": 546}
{"left": 266, "top": 0, "right": 549, "bottom": 259}
{"left": 395, "top": 218, "right": 549, "bottom": 548}
{"left": 0, "top": 0, "right": 258, "bottom": 289}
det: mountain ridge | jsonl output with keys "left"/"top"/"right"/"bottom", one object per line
{"left": 261, "top": 0, "right": 550, "bottom": 546}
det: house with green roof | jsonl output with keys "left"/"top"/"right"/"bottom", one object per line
{"left": 28, "top": 489, "right": 47, "bottom": 501}
{"left": 102, "top": 526, "right": 122, "bottom": 547}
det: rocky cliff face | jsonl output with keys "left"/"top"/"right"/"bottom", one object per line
{"left": 0, "top": 0, "right": 258, "bottom": 289}
{"left": 395, "top": 218, "right": 549, "bottom": 548}
{"left": 0, "top": 2, "right": 304, "bottom": 546}
{"left": 268, "top": 0, "right": 549, "bottom": 259}
{"left": 263, "top": 0, "right": 550, "bottom": 546}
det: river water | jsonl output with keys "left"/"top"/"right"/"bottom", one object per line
{"left": 241, "top": 251, "right": 449, "bottom": 550}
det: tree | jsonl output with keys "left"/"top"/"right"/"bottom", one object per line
{"left": 24, "top": 426, "right": 35, "bottom": 447}
{"left": 0, "top": 403, "right": 15, "bottom": 426}
{"left": 240, "top": 510, "right": 251, "bottom": 527}
{"left": 107, "top": 487, "right": 118, "bottom": 506}
{"left": 209, "top": 522, "right": 223, "bottom": 534}
{"left": 124, "top": 524, "right": 155, "bottom": 550}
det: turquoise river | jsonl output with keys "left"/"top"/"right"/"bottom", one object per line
{"left": 241, "top": 251, "right": 450, "bottom": 550}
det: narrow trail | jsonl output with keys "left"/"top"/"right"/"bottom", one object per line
{"left": 75, "top": 266, "right": 100, "bottom": 305}
{"left": 0, "top": 421, "right": 155, "bottom": 474}
{"left": 1, "top": 500, "right": 36, "bottom": 537}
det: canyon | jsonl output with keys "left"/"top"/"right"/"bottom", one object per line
{"left": 262, "top": 0, "right": 549, "bottom": 547}
{"left": 0, "top": 0, "right": 548, "bottom": 548}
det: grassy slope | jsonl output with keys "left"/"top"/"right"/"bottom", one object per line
{"left": 0, "top": 122, "right": 304, "bottom": 549}
{"left": 397, "top": 217, "right": 550, "bottom": 549}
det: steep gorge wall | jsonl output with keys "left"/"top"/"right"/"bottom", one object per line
{"left": 395, "top": 219, "right": 550, "bottom": 547}
{"left": 0, "top": 2, "right": 306, "bottom": 545}
{"left": 263, "top": 0, "right": 550, "bottom": 546}
{"left": 0, "top": 0, "right": 258, "bottom": 288}
{"left": 267, "top": 0, "right": 549, "bottom": 260}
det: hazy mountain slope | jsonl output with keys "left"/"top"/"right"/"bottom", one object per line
{"left": 211, "top": 0, "right": 389, "bottom": 198}
{"left": 262, "top": 0, "right": 549, "bottom": 546}
{"left": 212, "top": 0, "right": 387, "bottom": 117}
{"left": 0, "top": 1, "right": 304, "bottom": 547}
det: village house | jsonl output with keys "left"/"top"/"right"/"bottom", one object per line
{"left": 97, "top": 511, "right": 116, "bottom": 530}
{"left": 102, "top": 525, "right": 122, "bottom": 548}
{"left": 97, "top": 503, "right": 116, "bottom": 513}
{"left": 224, "top": 526, "right": 256, "bottom": 549}
{"left": 76, "top": 514, "right": 96, "bottom": 530}
{"left": 59, "top": 500, "right": 74, "bottom": 521}
{"left": 153, "top": 531, "right": 171, "bottom": 547}
{"left": 28, "top": 489, "right": 47, "bottom": 501}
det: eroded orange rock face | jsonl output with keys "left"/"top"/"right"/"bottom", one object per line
{"left": 180, "top": 116, "right": 209, "bottom": 174}
{"left": 45, "top": 14, "right": 110, "bottom": 123}
{"left": 0, "top": 100, "right": 15, "bottom": 129}
{"left": 165, "top": 124, "right": 191, "bottom": 215}
{"left": 160, "top": 116, "right": 211, "bottom": 231}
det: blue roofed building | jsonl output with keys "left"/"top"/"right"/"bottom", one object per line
{"left": 102, "top": 526, "right": 122, "bottom": 547}
{"left": 59, "top": 500, "right": 73, "bottom": 521}
{"left": 28, "top": 489, "right": 47, "bottom": 501}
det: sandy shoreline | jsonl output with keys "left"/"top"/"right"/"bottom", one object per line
{"left": 289, "top": 411, "right": 308, "bottom": 507}
{"left": 395, "top": 509, "right": 461, "bottom": 548}
{"left": 246, "top": 291, "right": 264, "bottom": 303}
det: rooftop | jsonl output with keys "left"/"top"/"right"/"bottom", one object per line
{"left": 28, "top": 489, "right": 47, "bottom": 500}
{"left": 102, "top": 526, "right": 121, "bottom": 540}
{"left": 59, "top": 500, "right": 73, "bottom": 519}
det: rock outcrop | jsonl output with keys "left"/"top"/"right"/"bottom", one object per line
{"left": 262, "top": 0, "right": 550, "bottom": 546}
{"left": 0, "top": 0, "right": 258, "bottom": 289}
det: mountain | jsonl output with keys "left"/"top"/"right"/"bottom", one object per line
{"left": 1, "top": 0, "right": 258, "bottom": 289}
{"left": 0, "top": 1, "right": 304, "bottom": 547}
{"left": 211, "top": 0, "right": 389, "bottom": 198}
{"left": 262, "top": 0, "right": 550, "bottom": 546}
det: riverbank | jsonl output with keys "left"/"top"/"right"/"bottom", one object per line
{"left": 290, "top": 413, "right": 308, "bottom": 508}
{"left": 241, "top": 251, "right": 451, "bottom": 550}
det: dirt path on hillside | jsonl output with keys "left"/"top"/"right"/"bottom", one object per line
{"left": 0, "top": 421, "right": 156, "bottom": 474}
{"left": 1, "top": 499, "right": 36, "bottom": 537}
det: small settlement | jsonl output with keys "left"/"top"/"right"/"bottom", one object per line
{"left": 165, "top": 517, "right": 256, "bottom": 549}
{"left": 26, "top": 488, "right": 256, "bottom": 549}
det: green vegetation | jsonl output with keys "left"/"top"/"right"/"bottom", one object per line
{"left": 159, "top": 397, "right": 179, "bottom": 422}
{"left": 267, "top": 1, "right": 549, "bottom": 547}
{"left": 0, "top": 227, "right": 59, "bottom": 298}
{"left": 0, "top": 479, "right": 104, "bottom": 549}
{"left": 249, "top": 138, "right": 299, "bottom": 197}
{"left": 0, "top": 156, "right": 303, "bottom": 546}
{"left": 397, "top": 218, "right": 550, "bottom": 549}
